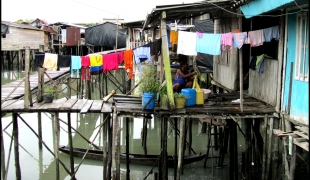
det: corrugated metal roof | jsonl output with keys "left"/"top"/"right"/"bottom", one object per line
{"left": 42, "top": 26, "right": 57, "bottom": 34}
{"left": 1, "top": 21, "right": 42, "bottom": 31}
{"left": 142, "top": 0, "right": 234, "bottom": 29}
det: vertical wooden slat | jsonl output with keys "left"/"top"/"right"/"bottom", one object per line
{"left": 37, "top": 68, "right": 45, "bottom": 103}
{"left": 238, "top": 9, "right": 243, "bottom": 112}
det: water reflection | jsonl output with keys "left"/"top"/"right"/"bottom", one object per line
{"left": 1, "top": 70, "right": 237, "bottom": 180}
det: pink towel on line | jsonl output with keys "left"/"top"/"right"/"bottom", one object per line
{"left": 221, "top": 33, "right": 233, "bottom": 50}
{"left": 248, "top": 29, "right": 264, "bottom": 47}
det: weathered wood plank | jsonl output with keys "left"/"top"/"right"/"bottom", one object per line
{"left": 71, "top": 99, "right": 88, "bottom": 110}
{"left": 30, "top": 102, "right": 45, "bottom": 109}
{"left": 59, "top": 99, "right": 78, "bottom": 110}
{"left": 293, "top": 131, "right": 309, "bottom": 140}
{"left": 89, "top": 100, "right": 103, "bottom": 111}
{"left": 101, "top": 103, "right": 112, "bottom": 113}
{"left": 48, "top": 99, "right": 67, "bottom": 110}
{"left": 2, "top": 100, "right": 25, "bottom": 111}
{"left": 293, "top": 138, "right": 308, "bottom": 151}
{"left": 1, "top": 100, "right": 18, "bottom": 108}
{"left": 295, "top": 126, "right": 309, "bottom": 135}
{"left": 80, "top": 100, "right": 93, "bottom": 114}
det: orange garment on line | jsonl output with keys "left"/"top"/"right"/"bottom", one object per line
{"left": 170, "top": 30, "right": 178, "bottom": 51}
{"left": 124, "top": 49, "right": 134, "bottom": 79}
{"left": 43, "top": 53, "right": 58, "bottom": 71}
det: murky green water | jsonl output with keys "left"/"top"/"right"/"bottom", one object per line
{"left": 1, "top": 70, "right": 246, "bottom": 180}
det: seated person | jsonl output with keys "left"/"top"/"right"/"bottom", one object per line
{"left": 173, "top": 61, "right": 197, "bottom": 93}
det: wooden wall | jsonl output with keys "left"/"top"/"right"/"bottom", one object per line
{"left": 248, "top": 58, "right": 278, "bottom": 106}
{"left": 1, "top": 26, "right": 44, "bottom": 51}
{"left": 213, "top": 16, "right": 240, "bottom": 91}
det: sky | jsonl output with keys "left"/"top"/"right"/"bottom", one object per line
{"left": 1, "top": 0, "right": 198, "bottom": 24}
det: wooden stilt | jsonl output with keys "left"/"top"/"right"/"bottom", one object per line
{"left": 142, "top": 118, "right": 148, "bottom": 155}
{"left": 214, "top": 120, "right": 218, "bottom": 151}
{"left": 38, "top": 112, "right": 43, "bottom": 150}
{"left": 174, "top": 118, "right": 178, "bottom": 178}
{"left": 161, "top": 117, "right": 168, "bottom": 179}
{"left": 281, "top": 114, "right": 290, "bottom": 180}
{"left": 265, "top": 117, "right": 274, "bottom": 180}
{"left": 125, "top": 117, "right": 130, "bottom": 180}
{"left": 245, "top": 119, "right": 252, "bottom": 179}
{"left": 53, "top": 112, "right": 60, "bottom": 180}
{"left": 107, "top": 113, "right": 112, "bottom": 180}
{"left": 289, "top": 144, "right": 296, "bottom": 180}
{"left": 18, "top": 50, "right": 22, "bottom": 71}
{"left": 13, "top": 113, "right": 21, "bottom": 180}
{"left": 111, "top": 105, "right": 120, "bottom": 180}
{"left": 177, "top": 116, "right": 185, "bottom": 180}
{"left": 271, "top": 118, "right": 279, "bottom": 180}
{"left": 204, "top": 123, "right": 212, "bottom": 168}
{"left": 188, "top": 119, "right": 192, "bottom": 155}
{"left": 1, "top": 117, "right": 6, "bottom": 180}
{"left": 103, "top": 114, "right": 108, "bottom": 180}
{"left": 262, "top": 115, "right": 268, "bottom": 180}
{"left": 67, "top": 113, "right": 75, "bottom": 179}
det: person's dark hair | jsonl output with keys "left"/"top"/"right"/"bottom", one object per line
{"left": 180, "top": 61, "right": 187, "bottom": 67}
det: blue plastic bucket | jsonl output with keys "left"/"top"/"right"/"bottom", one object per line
{"left": 142, "top": 92, "right": 156, "bottom": 110}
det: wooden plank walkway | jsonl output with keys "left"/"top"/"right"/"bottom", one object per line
{"left": 1, "top": 69, "right": 70, "bottom": 101}
{"left": 1, "top": 92, "right": 276, "bottom": 118}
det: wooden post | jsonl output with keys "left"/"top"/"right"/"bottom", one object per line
{"left": 245, "top": 119, "right": 252, "bottom": 179}
{"left": 142, "top": 118, "right": 148, "bottom": 155}
{"left": 107, "top": 113, "right": 112, "bottom": 180}
{"left": 13, "top": 113, "right": 21, "bottom": 180}
{"left": 162, "top": 117, "right": 168, "bottom": 180}
{"left": 275, "top": 12, "right": 285, "bottom": 113}
{"left": 271, "top": 118, "right": 279, "bottom": 180}
{"left": 264, "top": 117, "right": 274, "bottom": 180}
{"left": 18, "top": 50, "right": 22, "bottom": 71}
{"left": 67, "top": 77, "right": 71, "bottom": 98}
{"left": 160, "top": 11, "right": 175, "bottom": 109}
{"left": 67, "top": 113, "right": 75, "bottom": 179}
{"left": 177, "top": 116, "right": 185, "bottom": 180}
{"left": 188, "top": 119, "right": 192, "bottom": 155}
{"left": 38, "top": 112, "right": 43, "bottom": 150}
{"left": 281, "top": 114, "right": 290, "bottom": 180}
{"left": 103, "top": 114, "right": 108, "bottom": 180}
{"left": 289, "top": 144, "right": 296, "bottom": 180}
{"left": 37, "top": 68, "right": 45, "bottom": 103}
{"left": 125, "top": 117, "right": 130, "bottom": 180}
{"left": 174, "top": 118, "right": 178, "bottom": 178}
{"left": 111, "top": 105, "right": 120, "bottom": 180}
{"left": 1, "top": 117, "right": 6, "bottom": 180}
{"left": 262, "top": 115, "right": 268, "bottom": 180}
{"left": 24, "top": 46, "right": 33, "bottom": 108}
{"left": 53, "top": 112, "right": 60, "bottom": 180}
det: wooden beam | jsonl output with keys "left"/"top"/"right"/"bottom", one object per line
{"left": 160, "top": 11, "right": 175, "bottom": 109}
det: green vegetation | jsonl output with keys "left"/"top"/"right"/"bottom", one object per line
{"left": 139, "top": 66, "right": 160, "bottom": 93}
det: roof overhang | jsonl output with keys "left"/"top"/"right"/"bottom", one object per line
{"left": 142, "top": 0, "right": 234, "bottom": 30}
{"left": 240, "top": 0, "right": 309, "bottom": 19}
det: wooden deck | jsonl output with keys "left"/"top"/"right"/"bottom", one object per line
{"left": 1, "top": 92, "right": 276, "bottom": 119}
{"left": 1, "top": 69, "right": 70, "bottom": 101}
